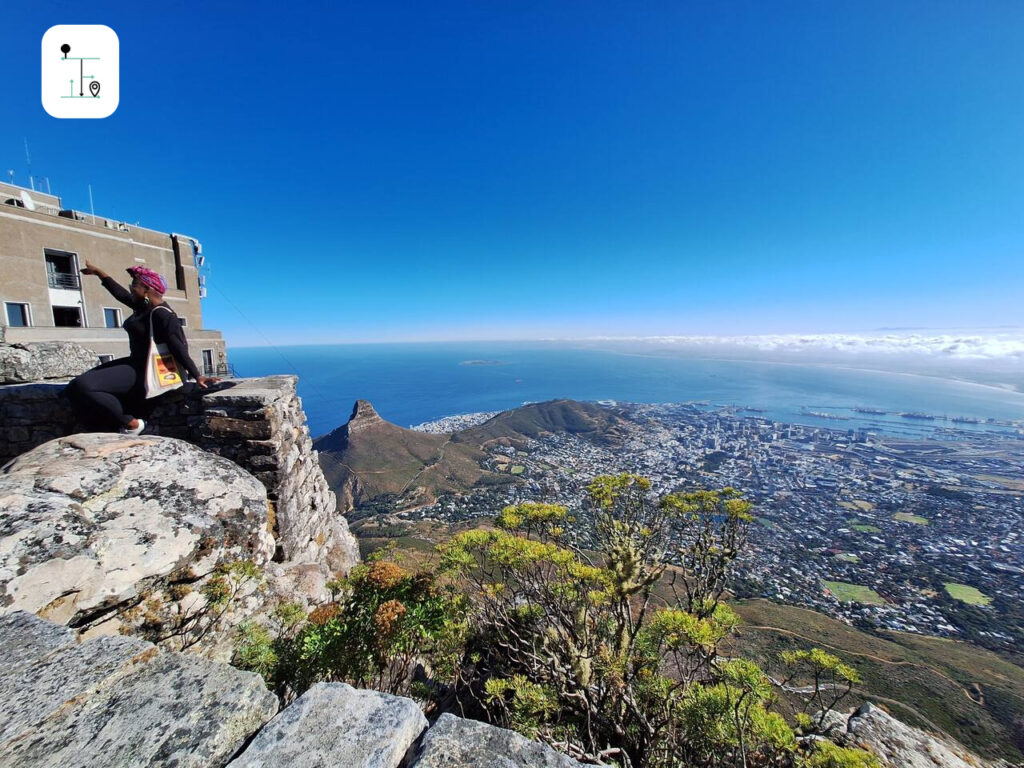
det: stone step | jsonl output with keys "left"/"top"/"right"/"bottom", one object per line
{"left": 227, "top": 683, "right": 427, "bottom": 768}
{"left": 411, "top": 712, "right": 590, "bottom": 768}
{"left": 0, "top": 612, "right": 278, "bottom": 768}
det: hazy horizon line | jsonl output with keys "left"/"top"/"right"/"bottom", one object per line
{"left": 230, "top": 328, "right": 1024, "bottom": 355}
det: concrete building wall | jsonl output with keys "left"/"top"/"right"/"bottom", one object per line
{"left": 0, "top": 182, "right": 227, "bottom": 374}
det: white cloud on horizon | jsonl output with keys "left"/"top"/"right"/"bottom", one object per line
{"left": 578, "top": 331, "right": 1024, "bottom": 361}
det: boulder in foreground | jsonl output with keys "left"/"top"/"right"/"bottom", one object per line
{"left": 228, "top": 682, "right": 427, "bottom": 768}
{"left": 0, "top": 433, "right": 274, "bottom": 653}
{"left": 412, "top": 712, "right": 590, "bottom": 767}
{"left": 0, "top": 611, "right": 278, "bottom": 768}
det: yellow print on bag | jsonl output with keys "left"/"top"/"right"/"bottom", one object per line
{"left": 154, "top": 354, "right": 182, "bottom": 387}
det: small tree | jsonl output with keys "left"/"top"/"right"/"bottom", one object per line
{"left": 659, "top": 487, "right": 752, "bottom": 618}
{"left": 779, "top": 648, "right": 861, "bottom": 732}
{"left": 440, "top": 476, "right": 877, "bottom": 768}
{"left": 440, "top": 476, "right": 759, "bottom": 765}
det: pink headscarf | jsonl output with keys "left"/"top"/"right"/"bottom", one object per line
{"left": 126, "top": 266, "right": 168, "bottom": 294}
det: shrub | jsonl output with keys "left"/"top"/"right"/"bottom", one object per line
{"left": 234, "top": 561, "right": 466, "bottom": 702}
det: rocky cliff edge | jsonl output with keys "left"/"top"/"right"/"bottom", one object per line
{"left": 0, "top": 369, "right": 360, "bottom": 659}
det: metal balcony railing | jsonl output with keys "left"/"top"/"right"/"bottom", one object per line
{"left": 204, "top": 363, "right": 238, "bottom": 378}
{"left": 47, "top": 272, "right": 81, "bottom": 290}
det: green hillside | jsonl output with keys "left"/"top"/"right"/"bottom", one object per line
{"left": 455, "top": 399, "right": 630, "bottom": 447}
{"left": 322, "top": 398, "right": 1024, "bottom": 760}
{"left": 316, "top": 399, "right": 627, "bottom": 513}
{"left": 728, "top": 599, "right": 1024, "bottom": 762}
{"left": 316, "top": 400, "right": 506, "bottom": 512}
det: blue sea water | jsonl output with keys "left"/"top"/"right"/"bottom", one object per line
{"left": 229, "top": 342, "right": 1024, "bottom": 439}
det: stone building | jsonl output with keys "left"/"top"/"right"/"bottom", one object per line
{"left": 0, "top": 180, "right": 227, "bottom": 374}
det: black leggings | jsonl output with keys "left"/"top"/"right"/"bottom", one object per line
{"left": 64, "top": 358, "right": 145, "bottom": 431}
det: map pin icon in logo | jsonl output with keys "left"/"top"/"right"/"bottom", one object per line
{"left": 89, "top": 80, "right": 101, "bottom": 97}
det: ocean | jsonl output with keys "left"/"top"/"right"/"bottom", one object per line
{"left": 229, "top": 342, "right": 1024, "bottom": 439}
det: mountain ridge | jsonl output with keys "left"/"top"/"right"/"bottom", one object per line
{"left": 315, "top": 398, "right": 630, "bottom": 513}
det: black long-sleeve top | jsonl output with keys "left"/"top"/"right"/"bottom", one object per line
{"left": 101, "top": 276, "right": 202, "bottom": 380}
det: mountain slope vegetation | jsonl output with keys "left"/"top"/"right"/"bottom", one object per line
{"left": 316, "top": 399, "right": 629, "bottom": 513}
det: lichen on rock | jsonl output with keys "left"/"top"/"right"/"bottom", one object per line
{"left": 0, "top": 433, "right": 274, "bottom": 655}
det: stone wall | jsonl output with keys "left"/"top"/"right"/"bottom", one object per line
{"left": 0, "top": 383, "right": 71, "bottom": 461}
{"left": 0, "top": 363, "right": 358, "bottom": 578}
{"left": 0, "top": 341, "right": 96, "bottom": 385}
{"left": 157, "top": 375, "right": 359, "bottom": 571}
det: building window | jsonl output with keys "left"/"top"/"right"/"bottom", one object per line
{"left": 202, "top": 349, "right": 214, "bottom": 376}
{"left": 103, "top": 307, "right": 122, "bottom": 328}
{"left": 179, "top": 317, "right": 187, "bottom": 327}
{"left": 4, "top": 302, "right": 31, "bottom": 327}
{"left": 44, "top": 249, "right": 80, "bottom": 290}
{"left": 52, "top": 306, "right": 82, "bottom": 327}
{"left": 98, "top": 354, "right": 114, "bottom": 364}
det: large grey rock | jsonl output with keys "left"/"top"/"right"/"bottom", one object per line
{"left": 0, "top": 434, "right": 274, "bottom": 645}
{"left": 0, "top": 374, "right": 359, "bottom": 585}
{"left": 825, "top": 702, "right": 1003, "bottom": 768}
{"left": 0, "top": 646, "right": 279, "bottom": 767}
{"left": 0, "top": 374, "right": 359, "bottom": 635}
{"left": 412, "top": 713, "right": 589, "bottom": 767}
{"left": 228, "top": 682, "right": 428, "bottom": 768}
{"left": 0, "top": 612, "right": 278, "bottom": 768}
{"left": 0, "top": 610, "right": 75, "bottom": 674}
{"left": 0, "top": 342, "right": 97, "bottom": 384}
{"left": 0, "top": 629, "right": 155, "bottom": 744}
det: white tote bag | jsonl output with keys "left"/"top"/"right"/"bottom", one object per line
{"left": 144, "top": 306, "right": 184, "bottom": 398}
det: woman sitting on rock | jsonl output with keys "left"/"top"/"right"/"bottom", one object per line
{"left": 64, "top": 263, "right": 219, "bottom": 434}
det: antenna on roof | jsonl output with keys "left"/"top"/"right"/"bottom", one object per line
{"left": 24, "top": 138, "right": 33, "bottom": 191}
{"left": 88, "top": 184, "right": 95, "bottom": 223}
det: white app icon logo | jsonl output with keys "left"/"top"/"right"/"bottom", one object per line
{"left": 42, "top": 25, "right": 119, "bottom": 119}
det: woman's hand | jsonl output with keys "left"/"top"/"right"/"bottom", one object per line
{"left": 81, "top": 261, "right": 107, "bottom": 278}
{"left": 196, "top": 376, "right": 221, "bottom": 389}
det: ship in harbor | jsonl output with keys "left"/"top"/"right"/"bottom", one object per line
{"left": 950, "top": 415, "right": 981, "bottom": 424}
{"left": 853, "top": 407, "right": 888, "bottom": 415}
{"left": 803, "top": 409, "right": 851, "bottom": 421}
{"left": 900, "top": 412, "right": 936, "bottom": 420}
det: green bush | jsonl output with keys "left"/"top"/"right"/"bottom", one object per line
{"left": 233, "top": 560, "right": 466, "bottom": 702}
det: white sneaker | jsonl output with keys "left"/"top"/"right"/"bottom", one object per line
{"left": 120, "top": 419, "right": 146, "bottom": 436}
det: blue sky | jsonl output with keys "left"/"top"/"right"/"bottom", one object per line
{"left": 4, "top": 1, "right": 1023, "bottom": 346}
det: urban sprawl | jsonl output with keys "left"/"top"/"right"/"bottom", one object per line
{"left": 405, "top": 403, "right": 1024, "bottom": 653}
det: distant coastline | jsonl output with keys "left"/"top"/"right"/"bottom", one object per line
{"left": 578, "top": 345, "right": 1024, "bottom": 398}
{"left": 230, "top": 342, "right": 1024, "bottom": 438}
